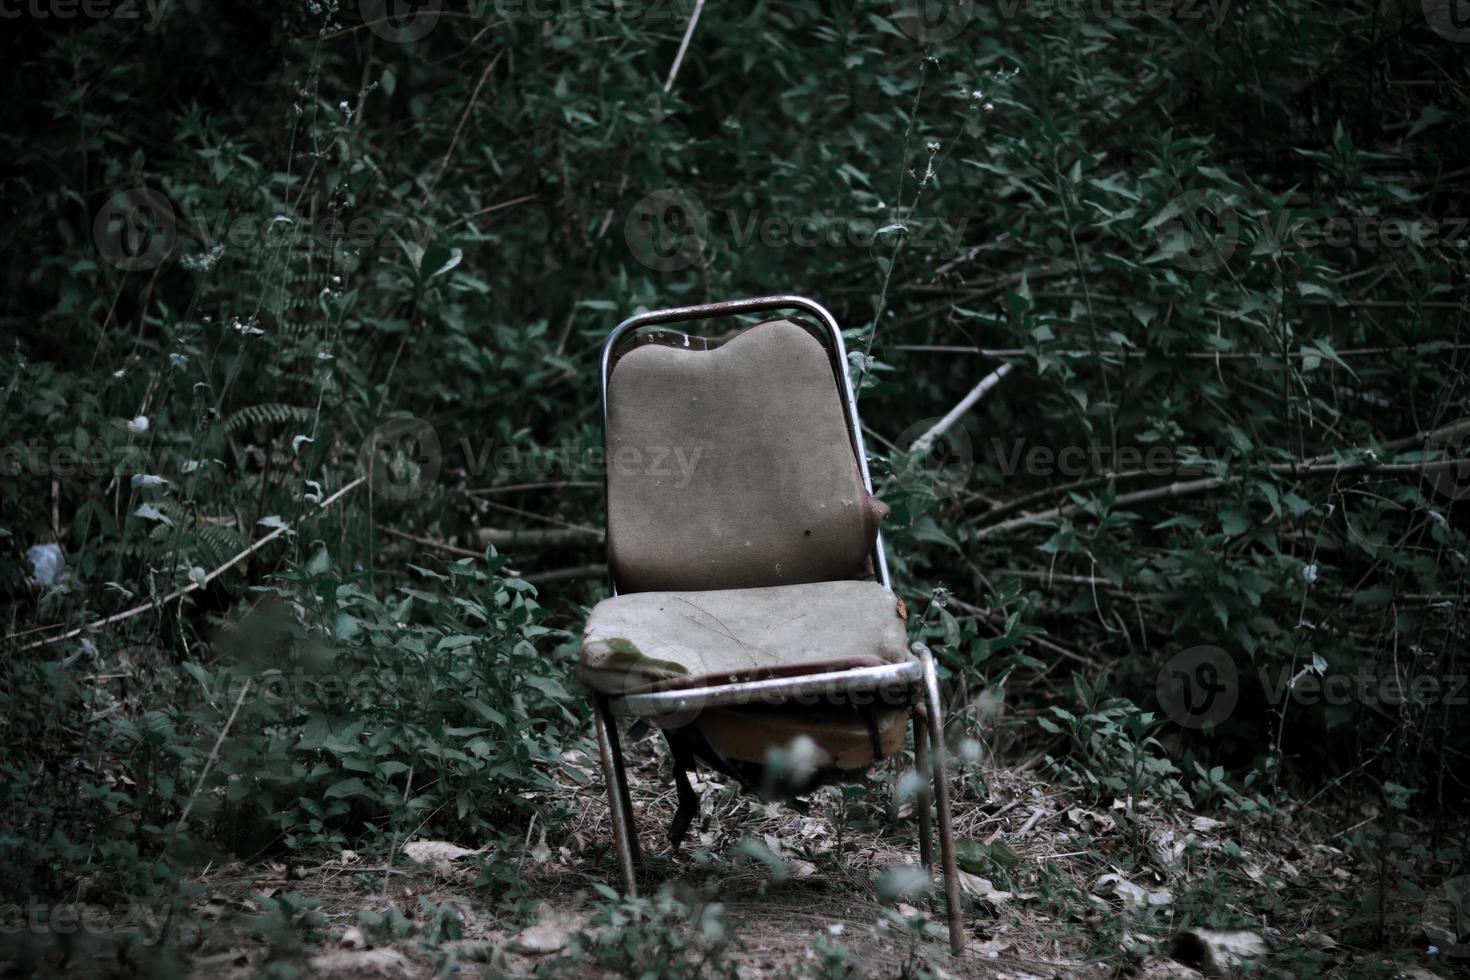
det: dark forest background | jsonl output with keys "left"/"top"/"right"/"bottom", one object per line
{"left": 2, "top": 0, "right": 1469, "bottom": 975}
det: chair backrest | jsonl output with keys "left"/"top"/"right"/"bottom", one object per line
{"left": 604, "top": 316, "right": 888, "bottom": 594}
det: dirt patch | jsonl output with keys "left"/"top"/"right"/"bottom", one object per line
{"left": 12, "top": 728, "right": 1462, "bottom": 978}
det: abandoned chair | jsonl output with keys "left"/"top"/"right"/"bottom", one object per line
{"left": 578, "top": 295, "right": 965, "bottom": 954}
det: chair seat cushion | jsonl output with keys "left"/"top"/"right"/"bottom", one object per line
{"left": 579, "top": 580, "right": 910, "bottom": 696}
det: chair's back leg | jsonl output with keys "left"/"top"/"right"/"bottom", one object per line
{"left": 912, "top": 708, "right": 934, "bottom": 870}
{"left": 666, "top": 731, "right": 701, "bottom": 851}
{"left": 594, "top": 697, "right": 639, "bottom": 895}
{"left": 919, "top": 648, "right": 966, "bottom": 956}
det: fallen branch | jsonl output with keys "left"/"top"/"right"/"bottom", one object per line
{"left": 663, "top": 0, "right": 706, "bottom": 93}
{"left": 974, "top": 428, "right": 1470, "bottom": 541}
{"left": 474, "top": 525, "right": 603, "bottom": 548}
{"left": 152, "top": 678, "right": 250, "bottom": 873}
{"left": 895, "top": 343, "right": 1470, "bottom": 360}
{"left": 524, "top": 563, "right": 606, "bottom": 585}
{"left": 424, "top": 52, "right": 502, "bottom": 202}
{"left": 377, "top": 525, "right": 482, "bottom": 559}
{"left": 911, "top": 362, "right": 1014, "bottom": 454}
{"left": 17, "top": 477, "right": 367, "bottom": 650}
{"left": 976, "top": 455, "right": 1470, "bottom": 540}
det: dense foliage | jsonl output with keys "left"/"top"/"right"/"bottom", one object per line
{"left": 2, "top": 0, "right": 1467, "bottom": 970}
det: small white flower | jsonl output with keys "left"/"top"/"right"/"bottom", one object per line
{"left": 131, "top": 474, "right": 168, "bottom": 490}
{"left": 125, "top": 415, "right": 149, "bottom": 434}
{"left": 180, "top": 243, "right": 225, "bottom": 272}
{"left": 1302, "top": 563, "right": 1318, "bottom": 585}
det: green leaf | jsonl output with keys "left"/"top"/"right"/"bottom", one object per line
{"left": 306, "top": 547, "right": 331, "bottom": 576}
{"left": 325, "top": 777, "right": 369, "bottom": 799}
{"left": 134, "top": 503, "right": 172, "bottom": 527}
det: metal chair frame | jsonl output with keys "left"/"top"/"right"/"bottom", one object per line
{"left": 590, "top": 295, "right": 965, "bottom": 955}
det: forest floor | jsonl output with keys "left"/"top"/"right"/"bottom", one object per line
{"left": 29, "top": 729, "right": 1464, "bottom": 979}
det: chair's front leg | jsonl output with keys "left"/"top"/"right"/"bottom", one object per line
{"left": 912, "top": 707, "right": 934, "bottom": 870}
{"left": 593, "top": 696, "right": 638, "bottom": 895}
{"left": 917, "top": 645, "right": 965, "bottom": 956}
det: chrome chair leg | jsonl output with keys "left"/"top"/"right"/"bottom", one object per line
{"left": 594, "top": 697, "right": 638, "bottom": 895}
{"left": 918, "top": 647, "right": 965, "bottom": 956}
{"left": 610, "top": 717, "right": 640, "bottom": 865}
{"left": 912, "top": 707, "right": 934, "bottom": 870}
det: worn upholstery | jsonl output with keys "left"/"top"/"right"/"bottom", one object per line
{"left": 605, "top": 318, "right": 887, "bottom": 594}
{"left": 696, "top": 704, "right": 907, "bottom": 770}
{"left": 579, "top": 580, "right": 909, "bottom": 696}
